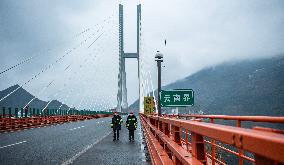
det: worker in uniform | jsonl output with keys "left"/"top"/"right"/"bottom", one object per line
{"left": 126, "top": 112, "right": 138, "bottom": 141}
{"left": 111, "top": 112, "right": 123, "bottom": 141}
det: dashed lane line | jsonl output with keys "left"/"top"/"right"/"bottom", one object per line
{"left": 69, "top": 126, "right": 85, "bottom": 131}
{"left": 0, "top": 141, "right": 27, "bottom": 149}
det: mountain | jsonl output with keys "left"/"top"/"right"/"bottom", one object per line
{"left": 129, "top": 56, "right": 284, "bottom": 117}
{"left": 0, "top": 84, "right": 69, "bottom": 110}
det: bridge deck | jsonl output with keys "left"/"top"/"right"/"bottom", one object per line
{"left": 0, "top": 117, "right": 148, "bottom": 165}
{"left": 72, "top": 118, "right": 149, "bottom": 165}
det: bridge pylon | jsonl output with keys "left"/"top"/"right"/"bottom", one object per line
{"left": 117, "top": 3, "right": 141, "bottom": 112}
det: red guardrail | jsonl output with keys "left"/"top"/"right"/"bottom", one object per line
{"left": 140, "top": 113, "right": 284, "bottom": 165}
{"left": 0, "top": 114, "right": 111, "bottom": 133}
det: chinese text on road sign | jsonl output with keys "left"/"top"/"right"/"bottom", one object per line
{"left": 144, "top": 97, "right": 155, "bottom": 114}
{"left": 160, "top": 89, "right": 194, "bottom": 107}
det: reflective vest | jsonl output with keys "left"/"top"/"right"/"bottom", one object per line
{"left": 126, "top": 115, "right": 137, "bottom": 130}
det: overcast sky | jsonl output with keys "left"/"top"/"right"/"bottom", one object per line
{"left": 0, "top": 0, "right": 283, "bottom": 110}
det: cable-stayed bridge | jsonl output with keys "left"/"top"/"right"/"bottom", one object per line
{"left": 0, "top": 3, "right": 284, "bottom": 165}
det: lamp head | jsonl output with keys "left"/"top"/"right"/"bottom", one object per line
{"left": 155, "top": 51, "right": 163, "bottom": 59}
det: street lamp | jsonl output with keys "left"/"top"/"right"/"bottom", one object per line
{"left": 155, "top": 51, "right": 163, "bottom": 116}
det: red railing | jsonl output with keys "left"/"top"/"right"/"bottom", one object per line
{"left": 0, "top": 114, "right": 111, "bottom": 133}
{"left": 140, "top": 113, "right": 284, "bottom": 165}
{"left": 177, "top": 114, "right": 284, "bottom": 164}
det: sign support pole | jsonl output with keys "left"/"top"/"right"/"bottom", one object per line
{"left": 155, "top": 51, "right": 163, "bottom": 116}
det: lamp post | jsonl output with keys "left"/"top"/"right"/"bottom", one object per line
{"left": 155, "top": 51, "right": 163, "bottom": 116}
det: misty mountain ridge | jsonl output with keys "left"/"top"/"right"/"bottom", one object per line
{"left": 0, "top": 84, "right": 69, "bottom": 110}
{"left": 130, "top": 56, "right": 284, "bottom": 117}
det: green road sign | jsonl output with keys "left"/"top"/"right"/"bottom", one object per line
{"left": 160, "top": 89, "right": 194, "bottom": 107}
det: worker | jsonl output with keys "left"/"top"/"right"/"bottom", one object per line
{"left": 111, "top": 112, "right": 123, "bottom": 141}
{"left": 126, "top": 112, "right": 138, "bottom": 141}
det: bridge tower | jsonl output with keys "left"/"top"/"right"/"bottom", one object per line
{"left": 117, "top": 3, "right": 141, "bottom": 112}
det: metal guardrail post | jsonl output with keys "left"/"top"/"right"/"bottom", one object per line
{"left": 159, "top": 120, "right": 163, "bottom": 132}
{"left": 15, "top": 108, "right": 18, "bottom": 118}
{"left": 164, "top": 122, "right": 170, "bottom": 136}
{"left": 210, "top": 118, "right": 216, "bottom": 165}
{"left": 236, "top": 120, "right": 244, "bottom": 165}
{"left": 24, "top": 108, "right": 27, "bottom": 117}
{"left": 2, "top": 107, "right": 5, "bottom": 118}
{"left": 21, "top": 108, "right": 23, "bottom": 118}
{"left": 8, "top": 107, "right": 11, "bottom": 118}
{"left": 191, "top": 132, "right": 206, "bottom": 163}
{"left": 162, "top": 121, "right": 172, "bottom": 158}
{"left": 171, "top": 124, "right": 181, "bottom": 146}
{"left": 171, "top": 123, "right": 182, "bottom": 164}
{"left": 185, "top": 129, "right": 189, "bottom": 152}
{"left": 33, "top": 108, "right": 35, "bottom": 117}
{"left": 29, "top": 108, "right": 32, "bottom": 117}
{"left": 155, "top": 119, "right": 159, "bottom": 128}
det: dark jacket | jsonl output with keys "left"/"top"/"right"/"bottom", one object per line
{"left": 111, "top": 115, "right": 123, "bottom": 130}
{"left": 126, "top": 115, "right": 138, "bottom": 130}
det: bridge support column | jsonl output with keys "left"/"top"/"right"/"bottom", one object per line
{"left": 117, "top": 4, "right": 141, "bottom": 112}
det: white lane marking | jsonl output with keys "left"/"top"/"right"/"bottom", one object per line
{"left": 61, "top": 131, "right": 112, "bottom": 165}
{"left": 69, "top": 126, "right": 85, "bottom": 131}
{"left": 0, "top": 141, "right": 27, "bottom": 149}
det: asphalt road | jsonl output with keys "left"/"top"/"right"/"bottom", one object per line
{"left": 0, "top": 116, "right": 149, "bottom": 165}
{"left": 0, "top": 117, "right": 109, "bottom": 164}
{"left": 72, "top": 118, "right": 149, "bottom": 165}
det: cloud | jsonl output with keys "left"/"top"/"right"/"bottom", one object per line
{"left": 0, "top": 0, "right": 283, "bottom": 109}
